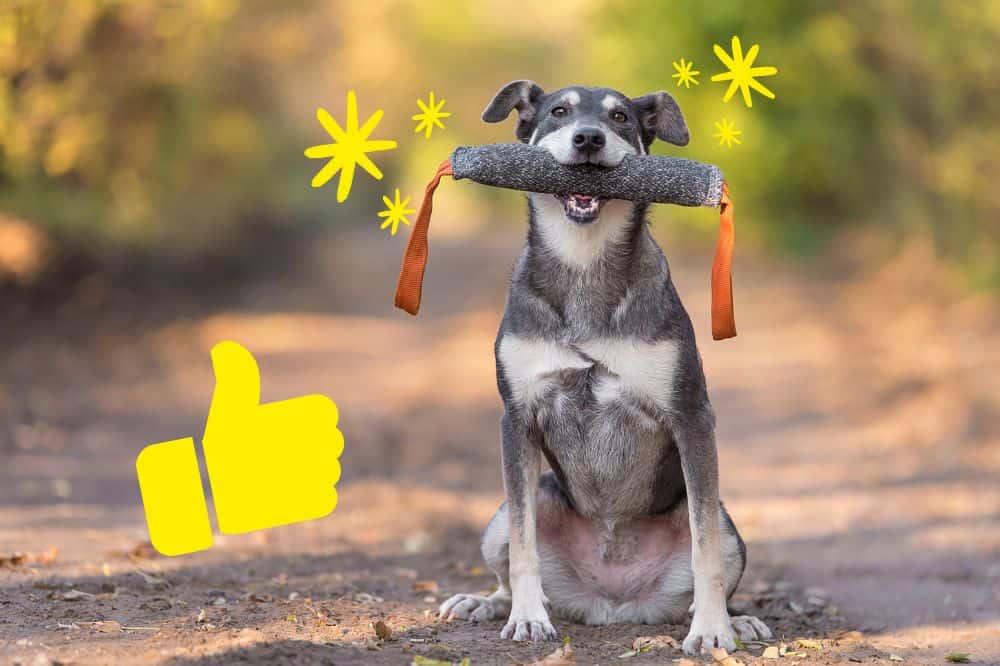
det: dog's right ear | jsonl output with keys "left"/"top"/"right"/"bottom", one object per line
{"left": 482, "top": 80, "right": 545, "bottom": 143}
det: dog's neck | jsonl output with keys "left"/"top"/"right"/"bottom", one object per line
{"left": 528, "top": 195, "right": 644, "bottom": 269}
{"left": 523, "top": 193, "right": 658, "bottom": 326}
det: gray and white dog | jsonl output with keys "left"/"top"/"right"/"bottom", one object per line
{"left": 438, "top": 81, "right": 771, "bottom": 655}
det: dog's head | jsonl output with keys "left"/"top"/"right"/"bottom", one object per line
{"left": 483, "top": 81, "right": 689, "bottom": 224}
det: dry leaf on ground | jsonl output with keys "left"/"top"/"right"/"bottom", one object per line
{"left": 411, "top": 657, "right": 470, "bottom": 666}
{"left": 529, "top": 640, "right": 575, "bottom": 665}
{"left": 371, "top": 619, "right": 392, "bottom": 641}
{"left": 712, "top": 647, "right": 744, "bottom": 666}
{"left": 61, "top": 589, "right": 95, "bottom": 601}
{"left": 136, "top": 570, "right": 169, "bottom": 589}
{"left": 91, "top": 620, "right": 122, "bottom": 633}
{"left": 412, "top": 580, "right": 440, "bottom": 593}
{"left": 632, "top": 635, "right": 680, "bottom": 651}
{"left": 0, "top": 552, "right": 28, "bottom": 567}
{"left": 0, "top": 548, "right": 58, "bottom": 567}
{"left": 762, "top": 645, "right": 780, "bottom": 659}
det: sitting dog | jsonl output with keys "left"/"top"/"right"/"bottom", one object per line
{"left": 439, "top": 81, "right": 771, "bottom": 655}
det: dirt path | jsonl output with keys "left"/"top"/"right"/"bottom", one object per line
{"left": 1, "top": 227, "right": 997, "bottom": 665}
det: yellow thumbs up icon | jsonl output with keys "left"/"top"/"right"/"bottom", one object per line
{"left": 136, "top": 341, "right": 344, "bottom": 556}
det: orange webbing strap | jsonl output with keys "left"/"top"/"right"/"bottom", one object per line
{"left": 394, "top": 159, "right": 454, "bottom": 315}
{"left": 711, "top": 182, "right": 736, "bottom": 340}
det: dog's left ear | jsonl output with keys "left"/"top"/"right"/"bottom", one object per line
{"left": 631, "top": 91, "right": 689, "bottom": 147}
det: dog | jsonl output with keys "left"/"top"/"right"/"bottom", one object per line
{"left": 438, "top": 81, "right": 771, "bottom": 655}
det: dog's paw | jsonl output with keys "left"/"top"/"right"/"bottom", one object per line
{"left": 731, "top": 614, "right": 772, "bottom": 641}
{"left": 500, "top": 616, "right": 557, "bottom": 642}
{"left": 683, "top": 612, "right": 737, "bottom": 655}
{"left": 439, "top": 593, "right": 504, "bottom": 622}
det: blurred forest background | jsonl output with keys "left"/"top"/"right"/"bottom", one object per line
{"left": 1, "top": 0, "right": 998, "bottom": 292}
{"left": 2, "top": 3, "right": 999, "bottom": 664}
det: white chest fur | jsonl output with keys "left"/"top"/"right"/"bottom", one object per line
{"left": 498, "top": 335, "right": 680, "bottom": 411}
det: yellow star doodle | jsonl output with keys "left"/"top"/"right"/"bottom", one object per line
{"left": 672, "top": 58, "right": 701, "bottom": 88}
{"left": 305, "top": 90, "right": 397, "bottom": 202}
{"left": 378, "top": 188, "right": 416, "bottom": 236}
{"left": 711, "top": 35, "right": 778, "bottom": 108}
{"left": 412, "top": 91, "right": 451, "bottom": 139}
{"left": 713, "top": 118, "right": 743, "bottom": 148}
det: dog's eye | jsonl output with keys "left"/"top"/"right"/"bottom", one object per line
{"left": 551, "top": 106, "right": 568, "bottom": 117}
{"left": 611, "top": 111, "right": 628, "bottom": 123}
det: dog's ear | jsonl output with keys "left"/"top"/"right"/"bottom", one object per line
{"left": 482, "top": 80, "right": 545, "bottom": 143}
{"left": 631, "top": 91, "right": 689, "bottom": 147}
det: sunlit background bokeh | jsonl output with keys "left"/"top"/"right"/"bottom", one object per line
{"left": 1, "top": 0, "right": 998, "bottom": 288}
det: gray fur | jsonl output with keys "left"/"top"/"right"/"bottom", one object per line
{"left": 440, "top": 83, "right": 768, "bottom": 655}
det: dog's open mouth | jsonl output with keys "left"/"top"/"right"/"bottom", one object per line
{"left": 557, "top": 193, "right": 605, "bottom": 224}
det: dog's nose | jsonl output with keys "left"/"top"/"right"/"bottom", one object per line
{"left": 572, "top": 127, "right": 606, "bottom": 154}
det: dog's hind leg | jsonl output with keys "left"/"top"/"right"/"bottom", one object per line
{"left": 439, "top": 503, "right": 513, "bottom": 622}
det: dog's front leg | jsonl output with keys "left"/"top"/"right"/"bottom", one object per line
{"left": 499, "top": 411, "right": 556, "bottom": 642}
{"left": 673, "top": 412, "right": 737, "bottom": 655}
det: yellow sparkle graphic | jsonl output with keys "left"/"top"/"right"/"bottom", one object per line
{"left": 377, "top": 188, "right": 416, "bottom": 236}
{"left": 305, "top": 90, "right": 397, "bottom": 202}
{"left": 412, "top": 92, "right": 451, "bottom": 139}
{"left": 713, "top": 118, "right": 743, "bottom": 148}
{"left": 671, "top": 58, "right": 701, "bottom": 88}
{"left": 710, "top": 35, "right": 778, "bottom": 108}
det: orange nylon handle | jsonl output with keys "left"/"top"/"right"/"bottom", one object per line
{"left": 711, "top": 182, "right": 736, "bottom": 340}
{"left": 394, "top": 159, "right": 454, "bottom": 315}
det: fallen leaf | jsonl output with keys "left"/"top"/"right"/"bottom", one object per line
{"left": 62, "top": 589, "right": 95, "bottom": 601}
{"left": 195, "top": 609, "right": 207, "bottom": 623}
{"left": 710, "top": 647, "right": 744, "bottom": 666}
{"left": 0, "top": 552, "right": 28, "bottom": 567}
{"left": 529, "top": 638, "right": 574, "bottom": 665}
{"left": 762, "top": 646, "right": 780, "bottom": 659}
{"left": 36, "top": 547, "right": 59, "bottom": 565}
{"left": 411, "top": 658, "right": 469, "bottom": 666}
{"left": 946, "top": 653, "right": 971, "bottom": 664}
{"left": 372, "top": 619, "right": 392, "bottom": 641}
{"left": 92, "top": 620, "right": 122, "bottom": 633}
{"left": 795, "top": 638, "right": 822, "bottom": 650}
{"left": 413, "top": 580, "right": 440, "bottom": 593}
{"left": 889, "top": 655, "right": 904, "bottom": 662}
{"left": 616, "top": 650, "right": 638, "bottom": 659}
{"left": 632, "top": 635, "right": 680, "bottom": 651}
{"left": 126, "top": 542, "right": 158, "bottom": 561}
{"left": 136, "top": 570, "right": 170, "bottom": 589}
{"left": 139, "top": 597, "right": 172, "bottom": 611}
{"left": 0, "top": 549, "right": 56, "bottom": 567}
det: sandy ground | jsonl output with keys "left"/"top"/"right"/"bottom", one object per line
{"left": 0, "top": 226, "right": 998, "bottom": 665}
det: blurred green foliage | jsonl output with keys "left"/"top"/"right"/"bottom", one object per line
{"left": 1, "top": 0, "right": 997, "bottom": 286}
